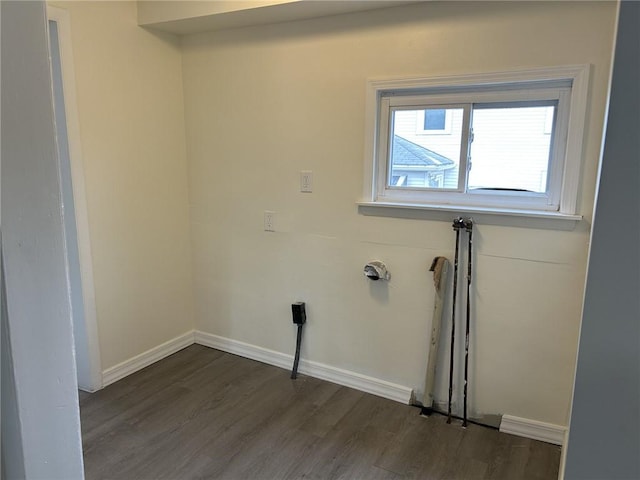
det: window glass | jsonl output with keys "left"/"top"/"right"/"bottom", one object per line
{"left": 468, "top": 105, "right": 556, "bottom": 193}
{"left": 424, "top": 109, "right": 446, "bottom": 131}
{"left": 390, "top": 108, "right": 464, "bottom": 190}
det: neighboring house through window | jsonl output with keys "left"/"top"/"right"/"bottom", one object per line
{"left": 390, "top": 134, "right": 456, "bottom": 189}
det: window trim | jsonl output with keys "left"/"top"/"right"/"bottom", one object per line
{"left": 361, "top": 66, "right": 590, "bottom": 219}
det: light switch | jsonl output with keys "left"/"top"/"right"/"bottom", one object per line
{"left": 300, "top": 171, "right": 313, "bottom": 193}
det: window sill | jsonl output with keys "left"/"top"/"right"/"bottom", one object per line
{"left": 357, "top": 201, "right": 582, "bottom": 230}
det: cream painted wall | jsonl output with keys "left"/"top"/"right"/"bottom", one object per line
{"left": 182, "top": 1, "right": 616, "bottom": 426}
{"left": 49, "top": 1, "right": 194, "bottom": 370}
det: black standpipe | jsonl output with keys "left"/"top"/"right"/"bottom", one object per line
{"left": 446, "top": 217, "right": 474, "bottom": 428}
{"left": 462, "top": 218, "right": 473, "bottom": 428}
{"left": 448, "top": 217, "right": 465, "bottom": 424}
{"left": 290, "top": 302, "right": 306, "bottom": 379}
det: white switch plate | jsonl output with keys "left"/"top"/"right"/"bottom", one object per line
{"left": 264, "top": 211, "right": 275, "bottom": 232}
{"left": 300, "top": 170, "right": 313, "bottom": 193}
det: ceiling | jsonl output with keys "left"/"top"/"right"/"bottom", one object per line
{"left": 137, "top": 0, "right": 421, "bottom": 35}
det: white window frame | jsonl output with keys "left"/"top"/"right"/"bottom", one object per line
{"left": 360, "top": 66, "right": 590, "bottom": 220}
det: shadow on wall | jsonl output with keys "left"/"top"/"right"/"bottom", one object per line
{"left": 1, "top": 252, "right": 26, "bottom": 479}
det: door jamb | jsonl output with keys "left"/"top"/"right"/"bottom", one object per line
{"left": 47, "top": 5, "right": 102, "bottom": 392}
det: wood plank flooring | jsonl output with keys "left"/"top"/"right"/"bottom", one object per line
{"left": 79, "top": 344, "right": 561, "bottom": 479}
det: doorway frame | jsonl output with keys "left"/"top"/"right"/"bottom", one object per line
{"left": 47, "top": 5, "right": 102, "bottom": 392}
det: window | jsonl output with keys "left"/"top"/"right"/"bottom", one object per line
{"left": 418, "top": 108, "right": 451, "bottom": 134}
{"left": 362, "top": 66, "right": 590, "bottom": 217}
{"left": 424, "top": 109, "right": 446, "bottom": 131}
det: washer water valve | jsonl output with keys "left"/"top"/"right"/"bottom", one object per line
{"left": 364, "top": 261, "right": 390, "bottom": 281}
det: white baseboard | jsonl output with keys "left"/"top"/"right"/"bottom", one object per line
{"left": 98, "top": 330, "right": 565, "bottom": 449}
{"left": 98, "top": 330, "right": 562, "bottom": 448}
{"left": 102, "top": 331, "right": 195, "bottom": 387}
{"left": 500, "top": 414, "right": 566, "bottom": 446}
{"left": 194, "top": 330, "right": 413, "bottom": 404}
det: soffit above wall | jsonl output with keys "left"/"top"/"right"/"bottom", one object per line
{"left": 137, "top": 0, "right": 421, "bottom": 35}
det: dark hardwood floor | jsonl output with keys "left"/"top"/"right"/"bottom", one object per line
{"left": 79, "top": 344, "right": 561, "bottom": 479}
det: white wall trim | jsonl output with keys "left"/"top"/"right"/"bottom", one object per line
{"left": 194, "top": 331, "right": 413, "bottom": 404}
{"left": 500, "top": 414, "right": 566, "bottom": 446}
{"left": 97, "top": 330, "right": 564, "bottom": 449}
{"left": 98, "top": 330, "right": 413, "bottom": 405}
{"left": 102, "top": 331, "right": 195, "bottom": 387}
{"left": 47, "top": 5, "right": 103, "bottom": 392}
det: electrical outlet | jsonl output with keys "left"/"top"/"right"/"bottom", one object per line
{"left": 264, "top": 211, "right": 275, "bottom": 232}
{"left": 300, "top": 171, "right": 313, "bottom": 193}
